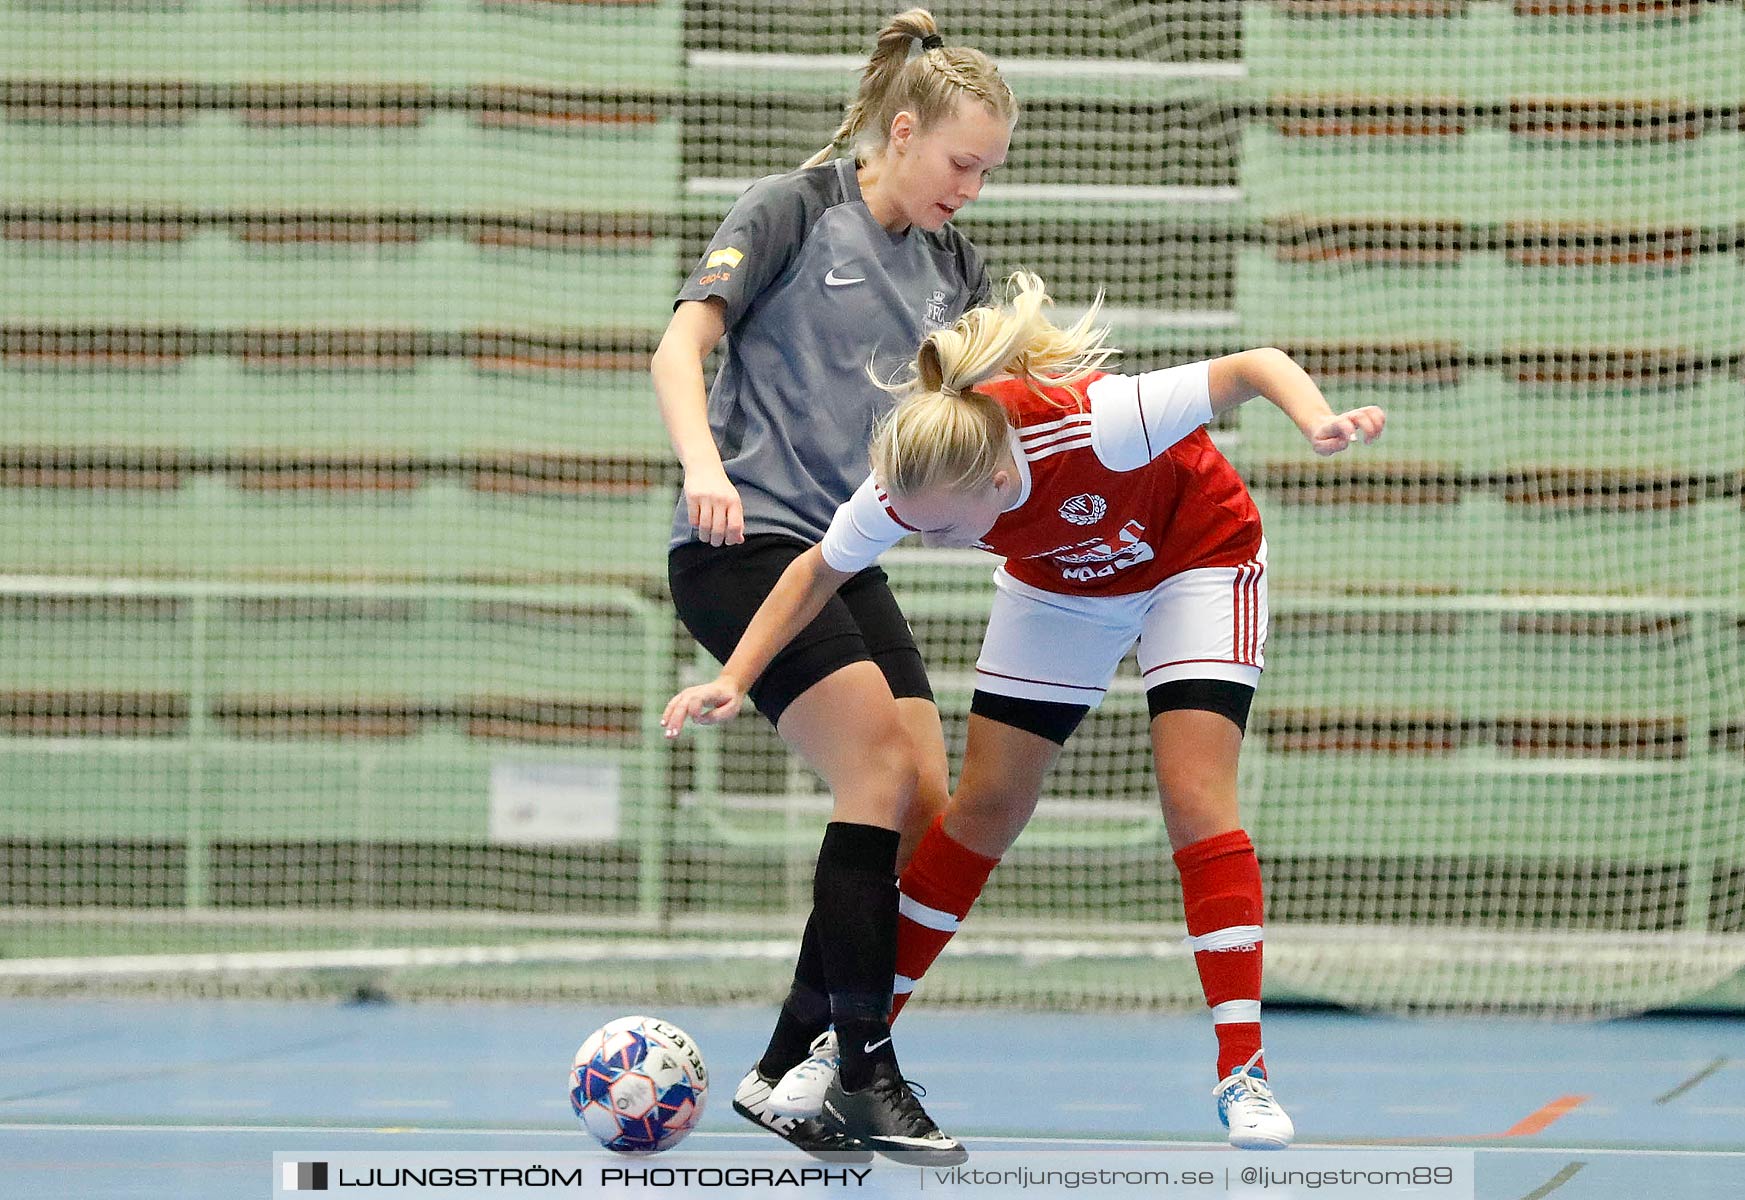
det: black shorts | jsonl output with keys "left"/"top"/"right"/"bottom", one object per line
{"left": 668, "top": 534, "right": 933, "bottom": 726}
{"left": 968, "top": 677, "right": 1255, "bottom": 747}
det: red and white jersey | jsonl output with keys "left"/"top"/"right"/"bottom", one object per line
{"left": 819, "top": 362, "right": 1263, "bottom": 597}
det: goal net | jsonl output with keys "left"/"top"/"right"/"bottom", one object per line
{"left": 1, "top": 0, "right": 1740, "bottom": 1015}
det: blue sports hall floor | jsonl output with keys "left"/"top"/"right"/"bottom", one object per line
{"left": 0, "top": 999, "right": 1739, "bottom": 1199}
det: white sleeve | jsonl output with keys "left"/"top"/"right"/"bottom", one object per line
{"left": 818, "top": 475, "right": 910, "bottom": 574}
{"left": 1087, "top": 361, "right": 1215, "bottom": 472}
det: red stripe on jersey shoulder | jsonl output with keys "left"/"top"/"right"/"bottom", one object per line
{"left": 875, "top": 488, "right": 920, "bottom": 532}
{"left": 982, "top": 374, "right": 1102, "bottom": 430}
{"left": 1025, "top": 437, "right": 1094, "bottom": 462}
{"left": 1017, "top": 412, "right": 1093, "bottom": 440}
{"left": 1019, "top": 426, "right": 1093, "bottom": 457}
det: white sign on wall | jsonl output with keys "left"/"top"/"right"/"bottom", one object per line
{"left": 488, "top": 759, "right": 622, "bottom": 845}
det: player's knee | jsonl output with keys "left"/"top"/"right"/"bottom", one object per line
{"left": 943, "top": 792, "right": 1028, "bottom": 860}
{"left": 947, "top": 778, "right": 1005, "bottom": 828}
{"left": 908, "top": 772, "right": 949, "bottom": 829}
{"left": 1158, "top": 765, "right": 1228, "bottom": 805}
{"left": 1157, "top": 778, "right": 1240, "bottom": 849}
{"left": 861, "top": 723, "right": 923, "bottom": 813}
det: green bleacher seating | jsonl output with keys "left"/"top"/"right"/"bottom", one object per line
{"left": 1245, "top": 2, "right": 1744, "bottom": 104}
{"left": 1242, "top": 127, "right": 1745, "bottom": 225}
{"left": 0, "top": 0, "right": 1737, "bottom": 954}
{"left": 0, "top": 733, "right": 664, "bottom": 846}
{"left": 0, "top": 233, "right": 677, "bottom": 331}
{"left": 2, "top": 362, "right": 670, "bottom": 458}
{"left": 1230, "top": 372, "right": 1745, "bottom": 475}
{"left": 0, "top": 471, "right": 675, "bottom": 579}
{"left": 0, "top": 0, "right": 685, "bottom": 91}
{"left": 1254, "top": 489, "right": 1738, "bottom": 597}
{"left": 0, "top": 109, "right": 682, "bottom": 213}
{"left": 1237, "top": 247, "right": 1744, "bottom": 347}
{"left": 1247, "top": 752, "right": 1723, "bottom": 865}
{"left": 0, "top": 594, "right": 658, "bottom": 704}
{"left": 0, "top": 585, "right": 675, "bottom": 850}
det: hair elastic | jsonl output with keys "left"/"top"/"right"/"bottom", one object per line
{"left": 920, "top": 34, "right": 945, "bottom": 50}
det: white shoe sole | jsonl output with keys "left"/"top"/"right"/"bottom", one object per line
{"left": 1229, "top": 1128, "right": 1293, "bottom": 1150}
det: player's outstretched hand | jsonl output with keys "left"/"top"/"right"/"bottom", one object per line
{"left": 1308, "top": 406, "right": 1386, "bottom": 456}
{"left": 661, "top": 678, "right": 744, "bottom": 739}
{"left": 685, "top": 465, "right": 745, "bottom": 546}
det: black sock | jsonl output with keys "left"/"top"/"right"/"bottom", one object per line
{"left": 757, "top": 913, "right": 830, "bottom": 1080}
{"left": 813, "top": 821, "right": 900, "bottom": 1092}
{"left": 835, "top": 1014, "right": 897, "bottom": 1093}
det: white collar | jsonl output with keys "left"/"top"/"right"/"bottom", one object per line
{"left": 1002, "top": 425, "right": 1032, "bottom": 511}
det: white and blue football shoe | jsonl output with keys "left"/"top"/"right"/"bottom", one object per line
{"left": 1214, "top": 1049, "right": 1294, "bottom": 1149}
{"left": 767, "top": 1029, "right": 840, "bottom": 1119}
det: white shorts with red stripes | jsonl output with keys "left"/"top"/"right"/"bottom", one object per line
{"left": 974, "top": 540, "right": 1267, "bottom": 708}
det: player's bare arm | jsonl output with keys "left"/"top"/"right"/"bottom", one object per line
{"left": 662, "top": 545, "right": 855, "bottom": 736}
{"left": 651, "top": 298, "right": 744, "bottom": 545}
{"left": 1207, "top": 347, "right": 1386, "bottom": 457}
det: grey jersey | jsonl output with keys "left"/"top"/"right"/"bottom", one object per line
{"left": 669, "top": 158, "right": 990, "bottom": 547}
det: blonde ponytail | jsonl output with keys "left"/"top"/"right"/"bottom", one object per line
{"left": 800, "top": 8, "right": 1018, "bottom": 169}
{"left": 992, "top": 271, "right": 1117, "bottom": 397}
{"left": 871, "top": 272, "right": 1118, "bottom": 497}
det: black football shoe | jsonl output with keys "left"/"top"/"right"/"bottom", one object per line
{"left": 817, "top": 1060, "right": 967, "bottom": 1166}
{"left": 732, "top": 1066, "right": 873, "bottom": 1162}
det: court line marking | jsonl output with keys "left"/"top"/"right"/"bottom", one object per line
{"left": 1517, "top": 1161, "right": 1585, "bottom": 1200}
{"left": 1504, "top": 1095, "right": 1591, "bottom": 1138}
{"left": 2, "top": 1124, "right": 1743, "bottom": 1157}
{"left": 0, "top": 1032, "right": 116, "bottom": 1058}
{"left": 0, "top": 1032, "right": 364, "bottom": 1104}
{"left": 1655, "top": 1057, "right": 1727, "bottom": 1105}
{"left": 1367, "top": 1093, "right": 1593, "bottom": 1146}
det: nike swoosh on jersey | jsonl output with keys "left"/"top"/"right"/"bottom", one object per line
{"left": 824, "top": 269, "right": 867, "bottom": 287}
{"left": 862, "top": 1036, "right": 892, "bottom": 1053}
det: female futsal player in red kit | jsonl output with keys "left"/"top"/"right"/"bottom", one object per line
{"left": 665, "top": 271, "right": 1385, "bottom": 1149}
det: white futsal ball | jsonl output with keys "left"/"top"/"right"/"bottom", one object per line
{"left": 568, "top": 1015, "right": 708, "bottom": 1153}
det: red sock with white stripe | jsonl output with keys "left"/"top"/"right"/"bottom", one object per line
{"left": 888, "top": 813, "right": 1000, "bottom": 1022}
{"left": 1174, "top": 828, "right": 1265, "bottom": 1080}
